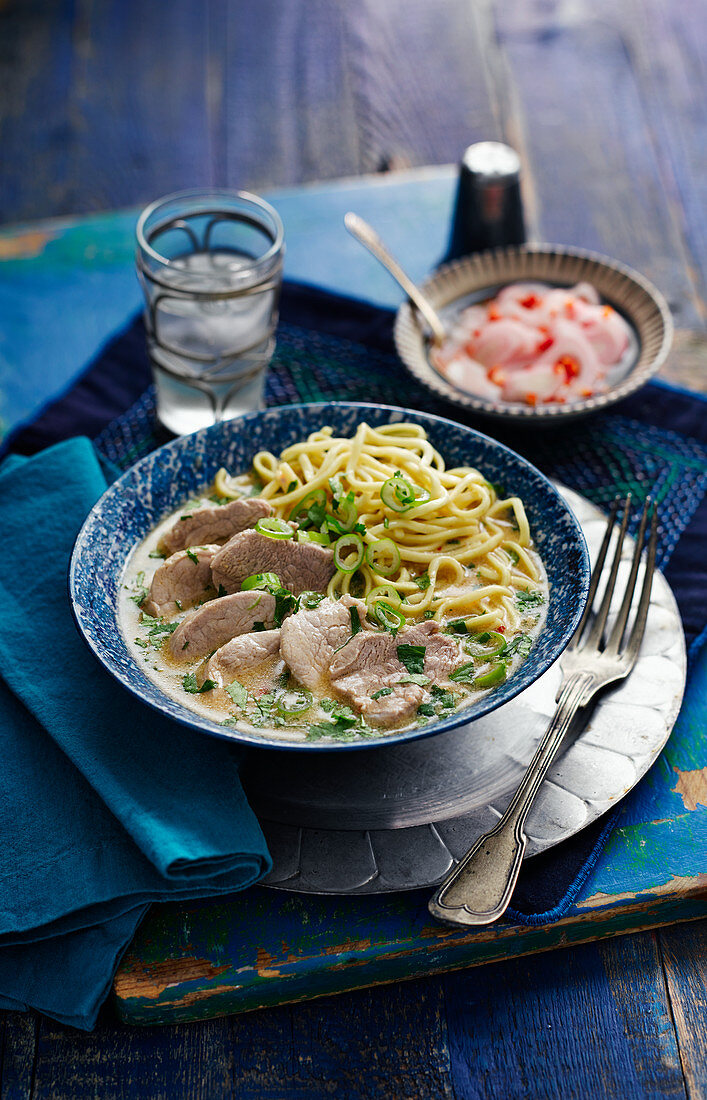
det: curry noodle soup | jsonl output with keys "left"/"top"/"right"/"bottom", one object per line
{"left": 120, "top": 422, "right": 548, "bottom": 744}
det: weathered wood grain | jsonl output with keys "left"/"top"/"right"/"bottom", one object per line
{"left": 492, "top": 0, "right": 704, "bottom": 331}
{"left": 598, "top": 933, "right": 688, "bottom": 1100}
{"left": 0, "top": 0, "right": 76, "bottom": 223}
{"left": 443, "top": 933, "right": 687, "bottom": 1100}
{"left": 29, "top": 1015, "right": 234, "bottom": 1100}
{"left": 344, "top": 0, "right": 500, "bottom": 172}
{"left": 219, "top": 0, "right": 361, "bottom": 190}
{"left": 15, "top": 979, "right": 453, "bottom": 1100}
{"left": 70, "top": 0, "right": 216, "bottom": 212}
{"left": 113, "top": 890, "right": 707, "bottom": 1027}
{"left": 227, "top": 980, "right": 452, "bottom": 1100}
{"left": 0, "top": 1011, "right": 35, "bottom": 1100}
{"left": 621, "top": 0, "right": 707, "bottom": 311}
{"left": 660, "top": 921, "right": 707, "bottom": 1099}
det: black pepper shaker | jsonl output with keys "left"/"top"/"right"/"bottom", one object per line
{"left": 443, "top": 141, "right": 526, "bottom": 263}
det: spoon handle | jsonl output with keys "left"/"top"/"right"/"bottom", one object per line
{"left": 344, "top": 213, "right": 447, "bottom": 345}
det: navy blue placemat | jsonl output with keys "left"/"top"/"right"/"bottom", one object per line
{"left": 5, "top": 282, "right": 706, "bottom": 922}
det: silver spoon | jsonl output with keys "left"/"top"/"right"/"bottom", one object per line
{"left": 344, "top": 212, "right": 447, "bottom": 346}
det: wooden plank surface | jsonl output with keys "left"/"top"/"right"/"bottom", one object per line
{"left": 1, "top": 0, "right": 707, "bottom": 1096}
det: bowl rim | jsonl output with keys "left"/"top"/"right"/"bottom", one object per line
{"left": 70, "top": 401, "right": 591, "bottom": 752}
{"left": 393, "top": 243, "right": 674, "bottom": 421}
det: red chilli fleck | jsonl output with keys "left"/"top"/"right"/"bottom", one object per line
{"left": 520, "top": 294, "right": 541, "bottom": 309}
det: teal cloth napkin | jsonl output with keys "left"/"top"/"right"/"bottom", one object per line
{"left": 0, "top": 438, "right": 271, "bottom": 1029}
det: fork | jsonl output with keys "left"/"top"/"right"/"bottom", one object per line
{"left": 428, "top": 495, "right": 658, "bottom": 928}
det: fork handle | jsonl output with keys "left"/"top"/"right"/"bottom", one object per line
{"left": 428, "top": 672, "right": 593, "bottom": 926}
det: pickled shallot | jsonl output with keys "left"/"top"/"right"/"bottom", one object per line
{"left": 431, "top": 282, "right": 633, "bottom": 406}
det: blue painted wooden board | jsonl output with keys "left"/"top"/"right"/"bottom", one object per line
{"left": 113, "top": 635, "right": 707, "bottom": 1024}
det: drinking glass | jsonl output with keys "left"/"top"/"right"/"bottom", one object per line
{"left": 136, "top": 189, "right": 285, "bottom": 435}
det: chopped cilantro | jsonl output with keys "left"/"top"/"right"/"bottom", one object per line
{"left": 306, "top": 716, "right": 358, "bottom": 741}
{"left": 251, "top": 692, "right": 277, "bottom": 726}
{"left": 318, "top": 700, "right": 358, "bottom": 723}
{"left": 183, "top": 672, "right": 217, "bottom": 694}
{"left": 430, "top": 685, "right": 456, "bottom": 710}
{"left": 287, "top": 480, "right": 297, "bottom": 493}
{"left": 148, "top": 550, "right": 165, "bottom": 559}
{"left": 417, "top": 702, "right": 435, "bottom": 717}
{"left": 252, "top": 621, "right": 266, "bottom": 632}
{"left": 186, "top": 548, "right": 199, "bottom": 564}
{"left": 148, "top": 621, "right": 177, "bottom": 636}
{"left": 274, "top": 588, "right": 297, "bottom": 626}
{"left": 398, "top": 673, "right": 430, "bottom": 686}
{"left": 424, "top": 610, "right": 435, "bottom": 620}
{"left": 506, "top": 548, "right": 520, "bottom": 565}
{"left": 354, "top": 522, "right": 367, "bottom": 537}
{"left": 182, "top": 640, "right": 189, "bottom": 651}
{"left": 307, "top": 500, "right": 327, "bottom": 527}
{"left": 221, "top": 717, "right": 240, "bottom": 727}
{"left": 134, "top": 638, "right": 149, "bottom": 648}
{"left": 129, "top": 573, "right": 148, "bottom": 606}
{"left": 225, "top": 681, "right": 248, "bottom": 707}
{"left": 350, "top": 606, "right": 361, "bottom": 635}
{"left": 396, "top": 643, "right": 426, "bottom": 675}
{"left": 446, "top": 618, "right": 470, "bottom": 635}
{"left": 383, "top": 516, "right": 389, "bottom": 529}
{"left": 504, "top": 633, "right": 533, "bottom": 659}
{"left": 414, "top": 573, "right": 431, "bottom": 590}
{"left": 516, "top": 590, "right": 544, "bottom": 610}
{"left": 175, "top": 599, "right": 182, "bottom": 611}
{"left": 217, "top": 584, "right": 227, "bottom": 598}
{"left": 371, "top": 687, "right": 393, "bottom": 700}
{"left": 449, "top": 662, "right": 477, "bottom": 683}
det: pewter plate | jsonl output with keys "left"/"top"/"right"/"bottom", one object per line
{"left": 242, "top": 488, "right": 686, "bottom": 895}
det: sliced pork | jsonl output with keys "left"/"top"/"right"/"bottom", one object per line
{"left": 159, "top": 497, "right": 273, "bottom": 556}
{"left": 168, "top": 590, "right": 276, "bottom": 661}
{"left": 330, "top": 621, "right": 462, "bottom": 726}
{"left": 279, "top": 595, "right": 370, "bottom": 692}
{"left": 211, "top": 528, "right": 336, "bottom": 597}
{"left": 203, "top": 629, "right": 282, "bottom": 687}
{"left": 143, "top": 544, "right": 219, "bottom": 619}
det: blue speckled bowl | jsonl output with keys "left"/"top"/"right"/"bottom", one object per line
{"left": 70, "top": 403, "right": 590, "bottom": 751}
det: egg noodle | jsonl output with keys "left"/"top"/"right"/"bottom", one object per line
{"left": 218, "top": 422, "right": 542, "bottom": 635}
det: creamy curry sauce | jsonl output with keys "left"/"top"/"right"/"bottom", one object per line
{"left": 120, "top": 493, "right": 549, "bottom": 743}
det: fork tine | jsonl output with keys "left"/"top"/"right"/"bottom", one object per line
{"left": 604, "top": 497, "right": 652, "bottom": 655}
{"left": 623, "top": 505, "right": 658, "bottom": 667}
{"left": 583, "top": 496, "right": 632, "bottom": 650}
{"left": 567, "top": 497, "right": 620, "bottom": 650}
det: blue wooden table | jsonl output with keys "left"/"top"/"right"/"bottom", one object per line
{"left": 1, "top": 1, "right": 706, "bottom": 1096}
